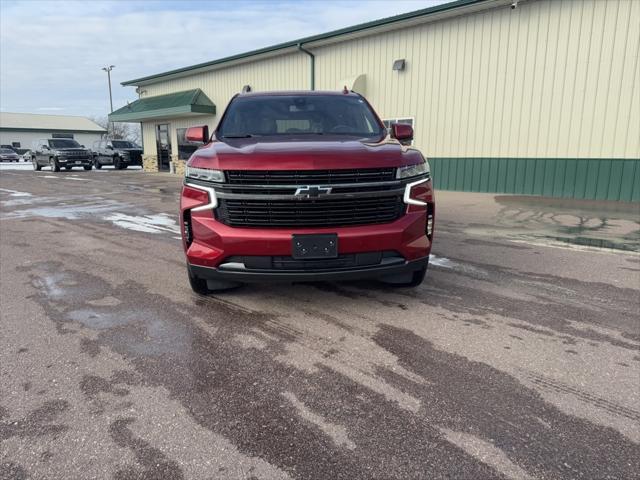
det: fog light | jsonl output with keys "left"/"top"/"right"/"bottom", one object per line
{"left": 426, "top": 202, "right": 435, "bottom": 240}
{"left": 182, "top": 209, "right": 193, "bottom": 246}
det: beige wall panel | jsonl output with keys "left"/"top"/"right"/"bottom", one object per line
{"left": 311, "top": 0, "right": 638, "bottom": 158}
{"left": 139, "top": 0, "right": 639, "bottom": 159}
{"left": 140, "top": 53, "right": 309, "bottom": 155}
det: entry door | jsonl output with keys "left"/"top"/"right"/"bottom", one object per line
{"left": 156, "top": 124, "right": 171, "bottom": 171}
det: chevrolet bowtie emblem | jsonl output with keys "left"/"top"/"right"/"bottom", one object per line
{"left": 294, "top": 186, "right": 333, "bottom": 198}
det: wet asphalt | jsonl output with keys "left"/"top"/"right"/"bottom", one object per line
{"left": 0, "top": 168, "right": 639, "bottom": 480}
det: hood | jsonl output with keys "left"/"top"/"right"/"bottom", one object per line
{"left": 188, "top": 136, "right": 424, "bottom": 171}
{"left": 0, "top": 152, "right": 19, "bottom": 157}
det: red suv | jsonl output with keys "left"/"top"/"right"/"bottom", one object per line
{"left": 180, "top": 91, "right": 434, "bottom": 293}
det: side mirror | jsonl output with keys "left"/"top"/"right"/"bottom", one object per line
{"left": 390, "top": 123, "right": 413, "bottom": 142}
{"left": 81, "top": 145, "right": 85, "bottom": 148}
{"left": 42, "top": 145, "right": 50, "bottom": 150}
{"left": 186, "top": 125, "right": 209, "bottom": 144}
{"left": 106, "top": 145, "right": 113, "bottom": 150}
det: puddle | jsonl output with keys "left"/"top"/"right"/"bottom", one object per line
{"left": 30, "top": 262, "right": 192, "bottom": 357}
{"left": 539, "top": 236, "right": 639, "bottom": 252}
{"left": 471, "top": 196, "right": 640, "bottom": 253}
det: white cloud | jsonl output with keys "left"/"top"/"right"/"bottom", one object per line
{"left": 0, "top": 0, "right": 443, "bottom": 117}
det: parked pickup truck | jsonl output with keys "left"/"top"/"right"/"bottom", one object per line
{"left": 32, "top": 139, "right": 93, "bottom": 171}
{"left": 92, "top": 139, "right": 143, "bottom": 169}
{"left": 179, "top": 90, "right": 435, "bottom": 293}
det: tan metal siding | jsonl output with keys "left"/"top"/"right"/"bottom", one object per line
{"left": 311, "top": 0, "right": 639, "bottom": 159}
{"left": 143, "top": 53, "right": 309, "bottom": 125}
{"left": 136, "top": 0, "right": 638, "bottom": 162}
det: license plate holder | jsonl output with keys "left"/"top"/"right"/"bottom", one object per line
{"left": 75, "top": 160, "right": 81, "bottom": 164}
{"left": 292, "top": 234, "right": 338, "bottom": 260}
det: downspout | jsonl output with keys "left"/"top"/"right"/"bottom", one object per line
{"left": 137, "top": 88, "right": 144, "bottom": 158}
{"left": 297, "top": 43, "right": 315, "bottom": 91}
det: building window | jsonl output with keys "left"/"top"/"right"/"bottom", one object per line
{"left": 11, "top": 142, "right": 20, "bottom": 148}
{"left": 51, "top": 133, "right": 74, "bottom": 139}
{"left": 176, "top": 128, "right": 200, "bottom": 160}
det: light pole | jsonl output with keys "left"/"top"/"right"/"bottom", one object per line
{"left": 102, "top": 65, "right": 115, "bottom": 113}
{"left": 102, "top": 65, "right": 115, "bottom": 136}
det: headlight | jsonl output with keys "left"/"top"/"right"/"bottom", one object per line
{"left": 185, "top": 166, "right": 225, "bottom": 182}
{"left": 396, "top": 160, "right": 430, "bottom": 179}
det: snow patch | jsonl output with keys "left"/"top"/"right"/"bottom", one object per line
{"left": 429, "top": 254, "right": 488, "bottom": 277}
{"left": 0, "top": 162, "right": 33, "bottom": 171}
{"left": 429, "top": 254, "right": 456, "bottom": 269}
{"left": 0, "top": 188, "right": 32, "bottom": 197}
{"left": 4, "top": 201, "right": 125, "bottom": 220}
{"left": 105, "top": 213, "right": 181, "bottom": 235}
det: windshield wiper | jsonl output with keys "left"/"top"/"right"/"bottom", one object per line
{"left": 222, "top": 134, "right": 254, "bottom": 138}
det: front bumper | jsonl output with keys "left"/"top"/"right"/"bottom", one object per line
{"left": 59, "top": 158, "right": 92, "bottom": 166}
{"left": 188, "top": 255, "right": 429, "bottom": 283}
{"left": 183, "top": 205, "right": 431, "bottom": 273}
{"left": 120, "top": 157, "right": 142, "bottom": 166}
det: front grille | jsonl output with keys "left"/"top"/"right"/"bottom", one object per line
{"left": 216, "top": 195, "right": 404, "bottom": 227}
{"left": 128, "top": 151, "right": 142, "bottom": 163}
{"left": 226, "top": 168, "right": 396, "bottom": 185}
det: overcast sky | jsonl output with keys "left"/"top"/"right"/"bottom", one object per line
{"left": 0, "top": 0, "right": 445, "bottom": 118}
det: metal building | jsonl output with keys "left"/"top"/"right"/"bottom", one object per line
{"left": 112, "top": 0, "right": 640, "bottom": 201}
{"left": 0, "top": 112, "right": 106, "bottom": 153}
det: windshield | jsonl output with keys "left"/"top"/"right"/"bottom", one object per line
{"left": 218, "top": 95, "right": 384, "bottom": 138}
{"left": 48, "top": 139, "right": 81, "bottom": 148}
{"left": 0, "top": 148, "right": 15, "bottom": 154}
{"left": 112, "top": 140, "right": 139, "bottom": 149}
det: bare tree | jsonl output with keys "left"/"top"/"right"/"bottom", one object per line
{"left": 90, "top": 116, "right": 141, "bottom": 144}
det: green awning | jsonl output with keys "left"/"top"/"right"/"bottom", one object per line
{"left": 109, "top": 89, "right": 216, "bottom": 122}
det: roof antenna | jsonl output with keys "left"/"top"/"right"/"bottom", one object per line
{"left": 342, "top": 85, "right": 349, "bottom": 94}
{"left": 242, "top": 85, "right": 252, "bottom": 93}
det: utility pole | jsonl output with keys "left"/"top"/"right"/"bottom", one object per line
{"left": 102, "top": 65, "right": 115, "bottom": 112}
{"left": 102, "top": 65, "right": 115, "bottom": 135}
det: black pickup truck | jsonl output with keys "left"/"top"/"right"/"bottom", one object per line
{"left": 91, "top": 139, "right": 143, "bottom": 169}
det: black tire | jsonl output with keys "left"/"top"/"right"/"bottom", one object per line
{"left": 121, "top": 164, "right": 128, "bottom": 169}
{"left": 94, "top": 158, "right": 102, "bottom": 169}
{"left": 65, "top": 166, "right": 72, "bottom": 171}
{"left": 50, "top": 157, "right": 60, "bottom": 172}
{"left": 114, "top": 156, "right": 122, "bottom": 170}
{"left": 188, "top": 270, "right": 211, "bottom": 295}
{"left": 83, "top": 165, "right": 92, "bottom": 171}
{"left": 380, "top": 266, "right": 427, "bottom": 288}
{"left": 33, "top": 158, "right": 41, "bottom": 171}
{"left": 188, "top": 269, "right": 242, "bottom": 295}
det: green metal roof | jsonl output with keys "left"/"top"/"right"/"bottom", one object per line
{"left": 122, "top": 0, "right": 488, "bottom": 87}
{"left": 108, "top": 89, "right": 216, "bottom": 122}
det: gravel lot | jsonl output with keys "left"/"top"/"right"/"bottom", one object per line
{"left": 1, "top": 168, "right": 639, "bottom": 480}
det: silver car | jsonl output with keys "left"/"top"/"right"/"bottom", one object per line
{"left": 0, "top": 148, "right": 20, "bottom": 162}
